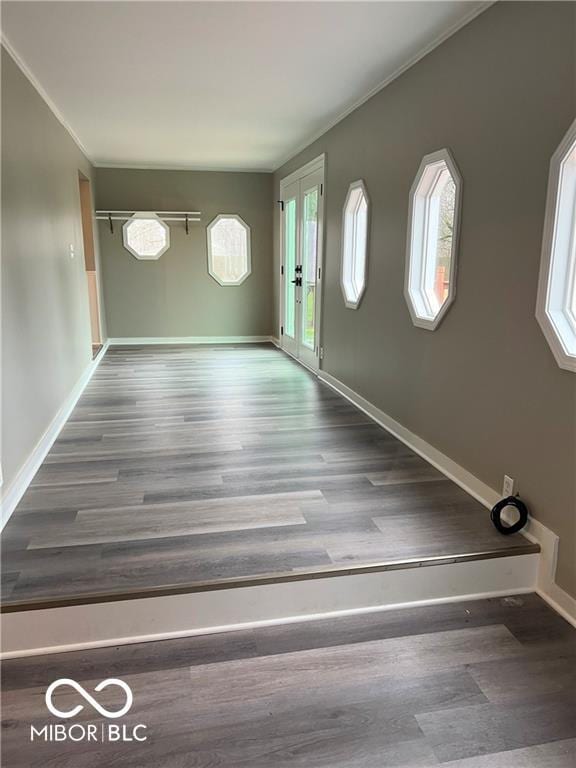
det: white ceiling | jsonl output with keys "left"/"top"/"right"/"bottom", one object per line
{"left": 2, "top": 1, "right": 488, "bottom": 171}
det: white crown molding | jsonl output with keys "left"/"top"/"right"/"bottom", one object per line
{"left": 273, "top": 1, "right": 494, "bottom": 172}
{"left": 1, "top": 35, "right": 270, "bottom": 173}
{"left": 94, "top": 161, "right": 273, "bottom": 174}
{"left": 1, "top": 35, "right": 93, "bottom": 162}
{"left": 279, "top": 154, "right": 325, "bottom": 188}
{"left": 4, "top": 3, "right": 493, "bottom": 175}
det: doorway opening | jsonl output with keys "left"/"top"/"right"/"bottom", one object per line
{"left": 279, "top": 155, "right": 325, "bottom": 370}
{"left": 78, "top": 174, "right": 102, "bottom": 358}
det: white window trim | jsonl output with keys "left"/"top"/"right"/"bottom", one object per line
{"left": 340, "top": 179, "right": 370, "bottom": 310}
{"left": 122, "top": 212, "right": 170, "bottom": 260}
{"left": 536, "top": 119, "right": 576, "bottom": 373}
{"left": 404, "top": 148, "right": 463, "bottom": 331}
{"left": 207, "top": 213, "right": 252, "bottom": 286}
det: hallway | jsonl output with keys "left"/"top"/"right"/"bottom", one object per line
{"left": 1, "top": 2, "right": 575, "bottom": 764}
{"left": 1, "top": 345, "right": 536, "bottom": 610}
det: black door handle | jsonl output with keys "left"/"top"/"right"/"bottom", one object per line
{"left": 291, "top": 277, "right": 302, "bottom": 286}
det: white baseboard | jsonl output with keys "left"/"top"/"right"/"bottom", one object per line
{"left": 107, "top": 336, "right": 274, "bottom": 345}
{"left": 0, "top": 342, "right": 110, "bottom": 530}
{"left": 1, "top": 554, "right": 538, "bottom": 658}
{"left": 537, "top": 582, "right": 576, "bottom": 628}
{"left": 319, "top": 370, "right": 501, "bottom": 509}
{"left": 279, "top": 346, "right": 319, "bottom": 375}
{"left": 316, "top": 368, "right": 576, "bottom": 628}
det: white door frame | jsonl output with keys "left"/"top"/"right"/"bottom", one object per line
{"left": 279, "top": 154, "right": 325, "bottom": 371}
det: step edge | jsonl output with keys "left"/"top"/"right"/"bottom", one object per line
{"left": 1, "top": 543, "right": 540, "bottom": 614}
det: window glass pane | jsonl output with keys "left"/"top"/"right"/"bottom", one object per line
{"left": 433, "top": 172, "right": 456, "bottom": 307}
{"left": 126, "top": 219, "right": 167, "bottom": 257}
{"left": 406, "top": 152, "right": 460, "bottom": 328}
{"left": 538, "top": 129, "right": 576, "bottom": 368}
{"left": 563, "top": 145, "right": 576, "bottom": 329}
{"left": 284, "top": 198, "right": 297, "bottom": 338}
{"left": 352, "top": 195, "right": 367, "bottom": 296}
{"left": 209, "top": 217, "right": 249, "bottom": 284}
{"left": 342, "top": 183, "right": 368, "bottom": 307}
{"left": 570, "top": 238, "right": 576, "bottom": 324}
{"left": 301, "top": 188, "right": 318, "bottom": 349}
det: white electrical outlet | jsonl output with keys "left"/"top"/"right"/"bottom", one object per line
{"left": 503, "top": 475, "right": 515, "bottom": 497}
{"left": 69, "top": 243, "right": 75, "bottom": 259}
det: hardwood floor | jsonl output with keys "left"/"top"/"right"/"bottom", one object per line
{"left": 1, "top": 344, "right": 537, "bottom": 608}
{"left": 2, "top": 594, "right": 575, "bottom": 766}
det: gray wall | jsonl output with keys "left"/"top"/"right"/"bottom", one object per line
{"left": 274, "top": 2, "right": 576, "bottom": 596}
{"left": 1, "top": 46, "right": 101, "bottom": 496}
{"left": 95, "top": 169, "right": 273, "bottom": 338}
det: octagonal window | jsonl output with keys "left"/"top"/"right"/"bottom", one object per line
{"left": 536, "top": 121, "right": 576, "bottom": 372}
{"left": 207, "top": 214, "right": 251, "bottom": 286}
{"left": 405, "top": 149, "right": 462, "bottom": 330}
{"left": 122, "top": 213, "right": 170, "bottom": 260}
{"left": 341, "top": 180, "right": 369, "bottom": 309}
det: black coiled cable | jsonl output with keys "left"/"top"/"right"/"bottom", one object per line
{"left": 490, "top": 495, "right": 528, "bottom": 535}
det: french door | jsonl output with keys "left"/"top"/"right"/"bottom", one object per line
{"left": 280, "top": 158, "right": 324, "bottom": 370}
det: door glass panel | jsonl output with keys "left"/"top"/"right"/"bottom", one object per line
{"left": 284, "top": 198, "right": 297, "bottom": 338}
{"left": 301, "top": 187, "right": 318, "bottom": 349}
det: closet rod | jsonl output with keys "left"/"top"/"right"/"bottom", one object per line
{"left": 95, "top": 210, "right": 201, "bottom": 215}
{"left": 95, "top": 215, "right": 201, "bottom": 222}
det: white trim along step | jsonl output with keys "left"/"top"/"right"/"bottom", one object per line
{"left": 1, "top": 553, "right": 538, "bottom": 658}
{"left": 315, "top": 367, "right": 576, "bottom": 629}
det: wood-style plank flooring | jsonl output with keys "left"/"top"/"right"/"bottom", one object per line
{"left": 1, "top": 344, "right": 536, "bottom": 607}
{"left": 2, "top": 594, "right": 575, "bottom": 766}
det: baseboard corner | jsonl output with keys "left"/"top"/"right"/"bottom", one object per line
{"left": 537, "top": 580, "right": 576, "bottom": 628}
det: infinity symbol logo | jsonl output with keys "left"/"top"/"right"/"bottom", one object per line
{"left": 45, "top": 678, "right": 133, "bottom": 719}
